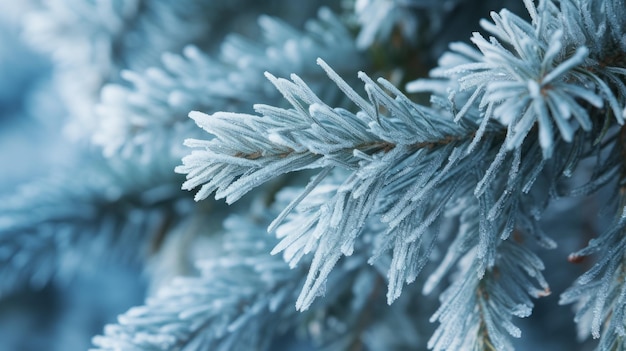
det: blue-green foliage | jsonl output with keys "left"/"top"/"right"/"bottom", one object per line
{"left": 560, "top": 206, "right": 626, "bottom": 349}
{"left": 176, "top": 55, "right": 559, "bottom": 349}
{"left": 2, "top": 0, "right": 626, "bottom": 350}
{"left": 92, "top": 189, "right": 423, "bottom": 350}
{"left": 410, "top": 0, "right": 626, "bottom": 158}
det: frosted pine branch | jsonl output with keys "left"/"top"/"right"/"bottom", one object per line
{"left": 560, "top": 195, "right": 626, "bottom": 349}
{"left": 92, "top": 206, "right": 410, "bottom": 351}
{"left": 408, "top": 0, "right": 626, "bottom": 158}
{"left": 177, "top": 54, "right": 561, "bottom": 317}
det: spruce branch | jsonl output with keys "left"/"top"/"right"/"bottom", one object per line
{"left": 428, "top": 235, "right": 549, "bottom": 351}
{"left": 408, "top": 0, "right": 626, "bottom": 158}
{"left": 560, "top": 183, "right": 626, "bottom": 349}
{"left": 91, "top": 205, "right": 406, "bottom": 351}
{"left": 92, "top": 214, "right": 305, "bottom": 351}
{"left": 176, "top": 58, "right": 475, "bottom": 204}
{"left": 177, "top": 54, "right": 560, "bottom": 315}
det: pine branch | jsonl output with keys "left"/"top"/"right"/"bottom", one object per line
{"left": 91, "top": 206, "right": 404, "bottom": 351}
{"left": 428, "top": 233, "right": 549, "bottom": 351}
{"left": 92, "top": 213, "right": 302, "bottom": 351}
{"left": 408, "top": 0, "right": 626, "bottom": 158}
{"left": 560, "top": 193, "right": 626, "bottom": 350}
{"left": 176, "top": 54, "right": 560, "bottom": 311}
{"left": 176, "top": 58, "right": 475, "bottom": 204}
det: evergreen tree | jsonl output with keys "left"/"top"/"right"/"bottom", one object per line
{"left": 1, "top": 0, "right": 626, "bottom": 350}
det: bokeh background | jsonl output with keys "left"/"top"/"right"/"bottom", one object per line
{"left": 0, "top": 3, "right": 146, "bottom": 350}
